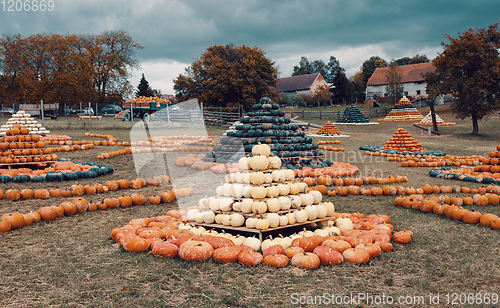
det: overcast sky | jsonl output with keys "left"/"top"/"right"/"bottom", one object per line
{"left": 1, "top": 0, "right": 499, "bottom": 95}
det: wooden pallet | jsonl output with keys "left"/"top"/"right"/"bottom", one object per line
{"left": 193, "top": 216, "right": 333, "bottom": 241}
{"left": 413, "top": 123, "right": 440, "bottom": 135}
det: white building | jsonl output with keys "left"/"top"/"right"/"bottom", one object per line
{"left": 366, "top": 62, "right": 435, "bottom": 100}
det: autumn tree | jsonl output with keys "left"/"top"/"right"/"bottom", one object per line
{"left": 173, "top": 44, "right": 279, "bottom": 110}
{"left": 136, "top": 73, "right": 154, "bottom": 97}
{"left": 312, "top": 84, "right": 332, "bottom": 106}
{"left": 385, "top": 61, "right": 404, "bottom": 106}
{"left": 426, "top": 23, "right": 500, "bottom": 135}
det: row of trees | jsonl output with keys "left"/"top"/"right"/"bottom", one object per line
{"left": 0, "top": 31, "right": 142, "bottom": 108}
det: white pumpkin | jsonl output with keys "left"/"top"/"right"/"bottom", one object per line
{"left": 313, "top": 228, "right": 330, "bottom": 237}
{"left": 232, "top": 201, "right": 242, "bottom": 212}
{"left": 249, "top": 155, "right": 269, "bottom": 171}
{"left": 272, "top": 170, "right": 285, "bottom": 182}
{"left": 297, "top": 182, "right": 308, "bottom": 193}
{"left": 251, "top": 186, "right": 268, "bottom": 199}
{"left": 265, "top": 213, "right": 280, "bottom": 228}
{"left": 234, "top": 172, "right": 245, "bottom": 183}
{"left": 305, "top": 205, "right": 318, "bottom": 220}
{"left": 279, "top": 215, "right": 289, "bottom": 226}
{"left": 230, "top": 213, "right": 245, "bottom": 227}
{"left": 225, "top": 173, "right": 235, "bottom": 183}
{"left": 231, "top": 184, "right": 244, "bottom": 198}
{"left": 215, "top": 213, "right": 225, "bottom": 224}
{"left": 252, "top": 144, "right": 271, "bottom": 157}
{"left": 186, "top": 209, "right": 200, "bottom": 221}
{"left": 286, "top": 212, "right": 297, "bottom": 224}
{"left": 198, "top": 197, "right": 210, "bottom": 210}
{"left": 255, "top": 218, "right": 270, "bottom": 230}
{"left": 252, "top": 201, "right": 267, "bottom": 214}
{"left": 288, "top": 183, "right": 301, "bottom": 195}
{"left": 219, "top": 198, "right": 234, "bottom": 212}
{"left": 261, "top": 238, "right": 278, "bottom": 251}
{"left": 323, "top": 226, "right": 341, "bottom": 235}
{"left": 242, "top": 185, "right": 253, "bottom": 198}
{"left": 277, "top": 183, "right": 290, "bottom": 196}
{"left": 232, "top": 235, "right": 245, "bottom": 246}
{"left": 202, "top": 211, "right": 216, "bottom": 224}
{"left": 222, "top": 183, "right": 233, "bottom": 197}
{"left": 300, "top": 193, "right": 315, "bottom": 206}
{"left": 208, "top": 197, "right": 220, "bottom": 211}
{"left": 290, "top": 195, "right": 302, "bottom": 208}
{"left": 295, "top": 209, "right": 308, "bottom": 223}
{"left": 238, "top": 157, "right": 250, "bottom": 170}
{"left": 250, "top": 172, "right": 266, "bottom": 185}
{"left": 284, "top": 169, "right": 295, "bottom": 181}
{"left": 245, "top": 217, "right": 258, "bottom": 229}
{"left": 335, "top": 217, "right": 354, "bottom": 232}
{"left": 278, "top": 196, "right": 292, "bottom": 210}
{"left": 323, "top": 202, "right": 335, "bottom": 216}
{"left": 309, "top": 190, "right": 322, "bottom": 204}
{"left": 264, "top": 173, "right": 273, "bottom": 184}
{"left": 221, "top": 214, "right": 231, "bottom": 226}
{"left": 243, "top": 236, "right": 261, "bottom": 251}
{"left": 215, "top": 185, "right": 224, "bottom": 196}
{"left": 275, "top": 236, "right": 292, "bottom": 249}
{"left": 266, "top": 198, "right": 281, "bottom": 213}
{"left": 268, "top": 156, "right": 282, "bottom": 169}
{"left": 240, "top": 199, "right": 254, "bottom": 213}
{"left": 242, "top": 172, "right": 251, "bottom": 184}
{"left": 266, "top": 185, "right": 279, "bottom": 198}
{"left": 316, "top": 203, "right": 327, "bottom": 219}
{"left": 298, "top": 229, "right": 314, "bottom": 237}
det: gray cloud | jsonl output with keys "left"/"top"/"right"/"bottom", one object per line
{"left": 1, "top": 0, "right": 499, "bottom": 92}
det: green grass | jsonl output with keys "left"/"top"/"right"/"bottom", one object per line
{"left": 0, "top": 107, "right": 499, "bottom": 307}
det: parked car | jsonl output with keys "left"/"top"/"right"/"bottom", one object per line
{"left": 64, "top": 107, "right": 77, "bottom": 115}
{"left": 82, "top": 107, "right": 94, "bottom": 115}
{"left": 101, "top": 104, "right": 122, "bottom": 115}
{"left": 0, "top": 108, "right": 14, "bottom": 115}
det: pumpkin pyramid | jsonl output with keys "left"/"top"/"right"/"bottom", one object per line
{"left": 336, "top": 105, "right": 370, "bottom": 123}
{"left": 191, "top": 143, "right": 336, "bottom": 239}
{"left": 0, "top": 111, "right": 50, "bottom": 137}
{"left": 216, "top": 97, "right": 324, "bottom": 168}
{"left": 379, "top": 96, "right": 423, "bottom": 122}
{"left": 416, "top": 111, "right": 456, "bottom": 126}
{"left": 317, "top": 121, "right": 342, "bottom": 135}
{"left": 383, "top": 128, "right": 426, "bottom": 152}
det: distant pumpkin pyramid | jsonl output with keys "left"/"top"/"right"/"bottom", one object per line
{"left": 383, "top": 128, "right": 426, "bottom": 152}
{"left": 317, "top": 121, "right": 342, "bottom": 135}
{"left": 416, "top": 111, "right": 456, "bottom": 125}
{"left": 379, "top": 96, "right": 423, "bottom": 122}
{"left": 337, "top": 105, "right": 370, "bottom": 123}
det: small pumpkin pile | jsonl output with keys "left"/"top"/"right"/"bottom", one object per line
{"left": 395, "top": 194, "right": 500, "bottom": 230}
{"left": 109, "top": 210, "right": 413, "bottom": 268}
{"left": 336, "top": 105, "right": 370, "bottom": 123}
{"left": 415, "top": 111, "right": 456, "bottom": 126}
{"left": 317, "top": 140, "right": 344, "bottom": 152}
{"left": 316, "top": 121, "right": 342, "bottom": 135}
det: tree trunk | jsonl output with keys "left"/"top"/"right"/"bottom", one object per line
{"left": 429, "top": 102, "right": 438, "bottom": 132}
{"left": 471, "top": 111, "right": 479, "bottom": 135}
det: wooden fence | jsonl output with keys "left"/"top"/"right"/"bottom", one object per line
{"left": 290, "top": 107, "right": 390, "bottom": 121}
{"left": 202, "top": 105, "right": 242, "bottom": 126}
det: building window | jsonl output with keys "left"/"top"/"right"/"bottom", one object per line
{"left": 404, "top": 91, "right": 408, "bottom": 96}
{"left": 416, "top": 90, "right": 421, "bottom": 95}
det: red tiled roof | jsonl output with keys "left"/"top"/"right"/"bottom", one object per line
{"left": 367, "top": 62, "right": 435, "bottom": 86}
{"left": 277, "top": 73, "right": 321, "bottom": 92}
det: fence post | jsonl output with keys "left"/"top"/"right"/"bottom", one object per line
{"left": 220, "top": 106, "right": 223, "bottom": 126}
{"left": 320, "top": 111, "right": 322, "bottom": 119}
{"left": 302, "top": 111, "right": 305, "bottom": 119}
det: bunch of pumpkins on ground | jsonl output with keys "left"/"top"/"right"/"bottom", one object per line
{"left": 0, "top": 160, "right": 113, "bottom": 183}
{"left": 317, "top": 140, "right": 344, "bottom": 152}
{"left": 110, "top": 210, "right": 413, "bottom": 269}
{"left": 395, "top": 188, "right": 500, "bottom": 230}
{"left": 190, "top": 143, "right": 335, "bottom": 231}
{"left": 378, "top": 96, "right": 423, "bottom": 122}
{"left": 0, "top": 175, "right": 172, "bottom": 201}
{"left": 0, "top": 177, "right": 194, "bottom": 234}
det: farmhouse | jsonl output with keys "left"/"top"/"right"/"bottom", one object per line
{"left": 366, "top": 62, "right": 435, "bottom": 100}
{"left": 276, "top": 73, "right": 330, "bottom": 97}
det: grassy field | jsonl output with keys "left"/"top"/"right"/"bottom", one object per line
{"left": 0, "top": 105, "right": 499, "bottom": 307}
